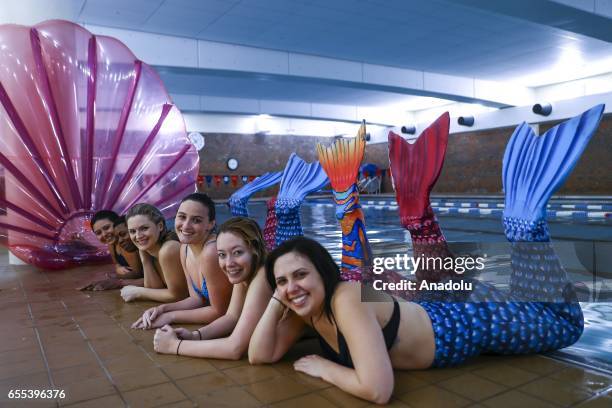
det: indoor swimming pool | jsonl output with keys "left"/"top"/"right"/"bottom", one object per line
{"left": 216, "top": 195, "right": 612, "bottom": 375}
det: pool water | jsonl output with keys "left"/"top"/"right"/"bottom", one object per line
{"left": 215, "top": 196, "right": 612, "bottom": 374}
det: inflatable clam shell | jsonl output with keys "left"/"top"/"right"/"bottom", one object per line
{"left": 0, "top": 20, "right": 199, "bottom": 269}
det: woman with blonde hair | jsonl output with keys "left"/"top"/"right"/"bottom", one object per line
{"left": 153, "top": 216, "right": 272, "bottom": 359}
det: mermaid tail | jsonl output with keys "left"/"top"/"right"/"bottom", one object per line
{"left": 275, "top": 154, "right": 329, "bottom": 246}
{"left": 228, "top": 172, "right": 281, "bottom": 216}
{"left": 263, "top": 196, "right": 278, "bottom": 251}
{"left": 388, "top": 112, "right": 455, "bottom": 283}
{"left": 502, "top": 104, "right": 604, "bottom": 242}
{"left": 316, "top": 122, "right": 372, "bottom": 281}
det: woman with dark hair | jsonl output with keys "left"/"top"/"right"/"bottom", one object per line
{"left": 80, "top": 211, "right": 143, "bottom": 291}
{"left": 247, "top": 105, "right": 603, "bottom": 404}
{"left": 120, "top": 203, "right": 188, "bottom": 303}
{"left": 152, "top": 216, "right": 273, "bottom": 360}
{"left": 132, "top": 193, "right": 232, "bottom": 328}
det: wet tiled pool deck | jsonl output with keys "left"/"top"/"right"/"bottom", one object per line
{"left": 1, "top": 252, "right": 611, "bottom": 407}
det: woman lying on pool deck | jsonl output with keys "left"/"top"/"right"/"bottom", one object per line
{"left": 120, "top": 203, "right": 188, "bottom": 302}
{"left": 132, "top": 193, "right": 232, "bottom": 328}
{"left": 80, "top": 211, "right": 143, "bottom": 291}
{"left": 247, "top": 106, "right": 603, "bottom": 404}
{"left": 152, "top": 216, "right": 272, "bottom": 360}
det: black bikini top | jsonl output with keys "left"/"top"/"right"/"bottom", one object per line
{"left": 314, "top": 300, "right": 400, "bottom": 368}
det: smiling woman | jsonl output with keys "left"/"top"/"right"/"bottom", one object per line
{"left": 121, "top": 203, "right": 188, "bottom": 303}
{"left": 153, "top": 216, "right": 272, "bottom": 360}
{"left": 131, "top": 193, "right": 232, "bottom": 330}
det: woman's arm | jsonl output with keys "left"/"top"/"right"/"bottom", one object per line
{"left": 154, "top": 269, "right": 271, "bottom": 360}
{"left": 294, "top": 284, "right": 394, "bottom": 404}
{"left": 161, "top": 243, "right": 233, "bottom": 325}
{"left": 141, "top": 250, "right": 164, "bottom": 289}
{"left": 123, "top": 243, "right": 188, "bottom": 303}
{"left": 249, "top": 292, "right": 305, "bottom": 364}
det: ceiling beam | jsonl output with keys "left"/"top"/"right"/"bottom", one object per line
{"left": 85, "top": 24, "right": 534, "bottom": 109}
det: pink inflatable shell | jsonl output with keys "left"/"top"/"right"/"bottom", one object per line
{"left": 0, "top": 20, "right": 199, "bottom": 269}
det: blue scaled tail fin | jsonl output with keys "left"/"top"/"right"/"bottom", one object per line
{"left": 228, "top": 171, "right": 282, "bottom": 216}
{"left": 502, "top": 104, "right": 604, "bottom": 241}
{"left": 275, "top": 153, "right": 329, "bottom": 246}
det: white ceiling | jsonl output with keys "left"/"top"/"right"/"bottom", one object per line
{"left": 1, "top": 0, "right": 611, "bottom": 121}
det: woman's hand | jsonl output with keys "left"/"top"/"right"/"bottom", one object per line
{"left": 142, "top": 306, "right": 162, "bottom": 328}
{"left": 120, "top": 285, "right": 141, "bottom": 302}
{"left": 293, "top": 355, "right": 327, "bottom": 379}
{"left": 154, "top": 325, "right": 180, "bottom": 354}
{"left": 174, "top": 327, "right": 197, "bottom": 340}
{"left": 115, "top": 266, "right": 133, "bottom": 278}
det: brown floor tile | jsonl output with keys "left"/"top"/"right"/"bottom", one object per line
{"left": 288, "top": 372, "right": 333, "bottom": 390}
{"left": 271, "top": 393, "right": 338, "bottom": 408}
{"left": 246, "top": 376, "right": 313, "bottom": 404}
{"left": 409, "top": 367, "right": 467, "bottom": 384}
{"left": 549, "top": 367, "right": 612, "bottom": 393}
{"left": 123, "top": 383, "right": 187, "bottom": 407}
{"left": 122, "top": 382, "right": 186, "bottom": 408}
{"left": 365, "top": 398, "right": 410, "bottom": 407}
{"left": 57, "top": 377, "right": 117, "bottom": 406}
{"left": 0, "top": 345, "right": 44, "bottom": 366}
{"left": 208, "top": 357, "right": 250, "bottom": 370}
{"left": 160, "top": 400, "right": 195, "bottom": 408}
{"left": 110, "top": 367, "right": 168, "bottom": 392}
{"left": 91, "top": 343, "right": 143, "bottom": 361}
{"left": 51, "top": 363, "right": 107, "bottom": 387}
{"left": 506, "top": 356, "right": 571, "bottom": 376}
{"left": 175, "top": 371, "right": 236, "bottom": 398}
{"left": 161, "top": 359, "right": 217, "bottom": 380}
{"left": 575, "top": 394, "right": 612, "bottom": 408}
{"left": 192, "top": 385, "right": 262, "bottom": 407}
{"left": 397, "top": 385, "right": 471, "bottom": 408}
{"left": 439, "top": 373, "right": 507, "bottom": 401}
{"left": 519, "top": 377, "right": 593, "bottom": 406}
{"left": 481, "top": 390, "right": 558, "bottom": 408}
{"left": 318, "top": 387, "right": 370, "bottom": 407}
{"left": 46, "top": 349, "right": 98, "bottom": 371}
{"left": 0, "top": 357, "right": 47, "bottom": 381}
{"left": 104, "top": 354, "right": 157, "bottom": 376}
{"left": 0, "top": 333, "right": 39, "bottom": 353}
{"left": 0, "top": 398, "right": 57, "bottom": 408}
{"left": 64, "top": 394, "right": 125, "bottom": 407}
{"left": 393, "top": 371, "right": 429, "bottom": 396}
{"left": 0, "top": 371, "right": 51, "bottom": 404}
{"left": 472, "top": 364, "right": 539, "bottom": 387}
{"left": 223, "top": 364, "right": 281, "bottom": 385}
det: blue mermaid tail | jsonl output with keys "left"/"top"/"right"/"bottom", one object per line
{"left": 502, "top": 104, "right": 605, "bottom": 242}
{"left": 228, "top": 172, "right": 282, "bottom": 216}
{"left": 275, "top": 154, "right": 329, "bottom": 246}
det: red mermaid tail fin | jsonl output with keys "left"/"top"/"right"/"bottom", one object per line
{"left": 389, "top": 113, "right": 456, "bottom": 283}
{"left": 388, "top": 112, "right": 449, "bottom": 230}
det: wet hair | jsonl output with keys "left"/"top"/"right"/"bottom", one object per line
{"left": 91, "top": 210, "right": 119, "bottom": 230}
{"left": 218, "top": 217, "right": 266, "bottom": 280}
{"left": 265, "top": 237, "right": 340, "bottom": 322}
{"left": 113, "top": 215, "right": 127, "bottom": 228}
{"left": 180, "top": 192, "right": 216, "bottom": 222}
{"left": 126, "top": 203, "right": 177, "bottom": 244}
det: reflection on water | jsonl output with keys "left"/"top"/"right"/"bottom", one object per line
{"left": 216, "top": 198, "right": 612, "bottom": 372}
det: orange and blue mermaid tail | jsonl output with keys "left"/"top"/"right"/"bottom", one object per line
{"left": 228, "top": 171, "right": 281, "bottom": 217}
{"left": 502, "top": 104, "right": 605, "bottom": 242}
{"left": 275, "top": 154, "right": 329, "bottom": 247}
{"left": 317, "top": 122, "right": 372, "bottom": 281}
{"left": 388, "top": 112, "right": 455, "bottom": 283}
